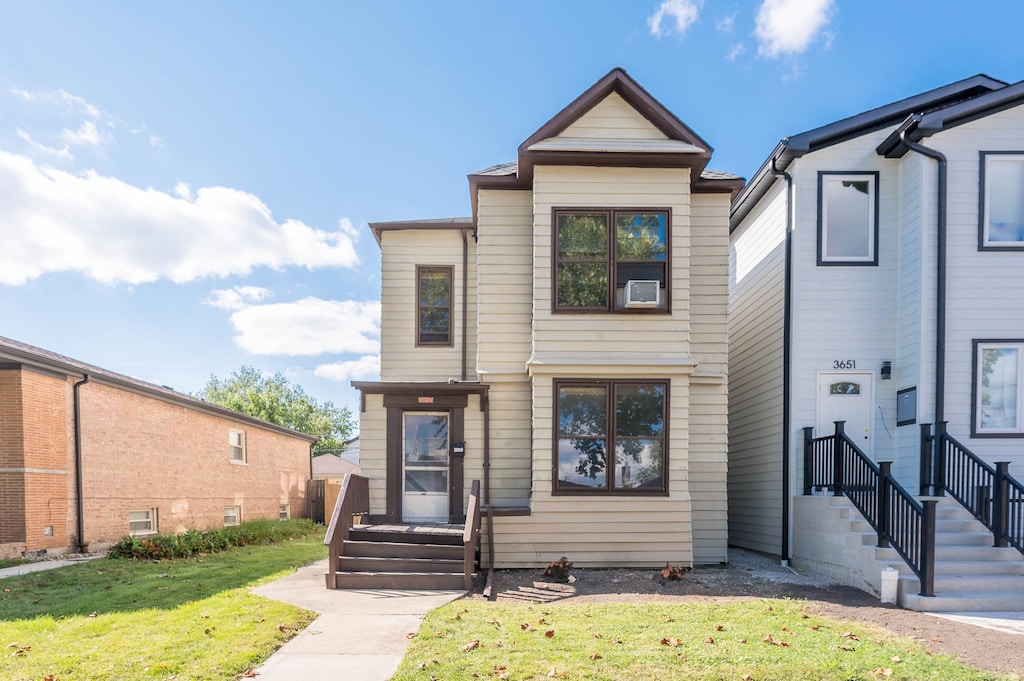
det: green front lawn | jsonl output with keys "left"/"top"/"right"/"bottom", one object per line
{"left": 392, "top": 599, "right": 1011, "bottom": 681}
{"left": 0, "top": 524, "right": 327, "bottom": 680}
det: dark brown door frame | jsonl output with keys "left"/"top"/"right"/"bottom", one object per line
{"left": 383, "top": 393, "right": 467, "bottom": 524}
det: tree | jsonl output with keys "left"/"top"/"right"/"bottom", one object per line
{"left": 197, "top": 366, "right": 354, "bottom": 456}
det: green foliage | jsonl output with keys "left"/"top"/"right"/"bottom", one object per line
{"left": 197, "top": 365, "right": 353, "bottom": 455}
{"left": 107, "top": 518, "right": 317, "bottom": 560}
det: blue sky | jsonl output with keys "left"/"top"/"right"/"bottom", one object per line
{"left": 1, "top": 1, "right": 1022, "bottom": 420}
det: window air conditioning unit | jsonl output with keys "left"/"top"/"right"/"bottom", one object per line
{"left": 624, "top": 280, "right": 660, "bottom": 308}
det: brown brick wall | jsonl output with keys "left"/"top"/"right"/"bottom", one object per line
{"left": 4, "top": 367, "right": 311, "bottom": 555}
{"left": 78, "top": 381, "right": 311, "bottom": 547}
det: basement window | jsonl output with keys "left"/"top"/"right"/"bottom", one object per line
{"left": 224, "top": 506, "right": 241, "bottom": 527}
{"left": 129, "top": 509, "right": 157, "bottom": 536}
{"left": 279, "top": 505, "right": 290, "bottom": 520}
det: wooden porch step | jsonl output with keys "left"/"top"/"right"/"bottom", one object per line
{"left": 343, "top": 539, "right": 463, "bottom": 560}
{"left": 349, "top": 527, "right": 464, "bottom": 546}
{"left": 339, "top": 555, "right": 463, "bottom": 572}
{"left": 330, "top": 570, "right": 470, "bottom": 590}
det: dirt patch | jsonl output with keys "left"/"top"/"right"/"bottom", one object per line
{"left": 466, "top": 550, "right": 1024, "bottom": 677}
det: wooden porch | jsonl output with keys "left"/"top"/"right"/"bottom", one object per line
{"left": 323, "top": 474, "right": 481, "bottom": 591}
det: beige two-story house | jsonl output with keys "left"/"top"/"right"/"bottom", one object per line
{"left": 354, "top": 69, "right": 741, "bottom": 569}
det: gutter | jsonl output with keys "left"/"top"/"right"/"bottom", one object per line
{"left": 770, "top": 157, "right": 794, "bottom": 562}
{"left": 461, "top": 227, "right": 469, "bottom": 382}
{"left": 73, "top": 374, "right": 90, "bottom": 552}
{"left": 897, "top": 131, "right": 948, "bottom": 429}
{"left": 482, "top": 392, "right": 495, "bottom": 596}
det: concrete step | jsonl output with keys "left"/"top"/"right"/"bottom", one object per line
{"left": 900, "top": 573, "right": 1024, "bottom": 595}
{"left": 339, "top": 555, "right": 463, "bottom": 573}
{"left": 931, "top": 545, "right": 1024, "bottom": 562}
{"left": 343, "top": 539, "right": 463, "bottom": 560}
{"left": 330, "top": 570, "right": 468, "bottom": 590}
{"left": 901, "top": 591, "right": 1024, "bottom": 613}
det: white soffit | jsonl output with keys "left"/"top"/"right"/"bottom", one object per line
{"left": 527, "top": 137, "right": 705, "bottom": 154}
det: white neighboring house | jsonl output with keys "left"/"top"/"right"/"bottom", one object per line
{"left": 729, "top": 74, "right": 1024, "bottom": 610}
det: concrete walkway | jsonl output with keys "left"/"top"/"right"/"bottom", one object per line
{"left": 0, "top": 554, "right": 103, "bottom": 578}
{"left": 250, "top": 559, "right": 464, "bottom": 681}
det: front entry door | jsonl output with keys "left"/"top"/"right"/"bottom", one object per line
{"left": 816, "top": 372, "right": 874, "bottom": 457}
{"left": 402, "top": 412, "right": 449, "bottom": 522}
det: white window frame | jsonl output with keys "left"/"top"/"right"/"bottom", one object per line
{"left": 129, "top": 508, "right": 158, "bottom": 536}
{"left": 979, "top": 152, "right": 1024, "bottom": 250}
{"left": 973, "top": 339, "right": 1024, "bottom": 437}
{"left": 817, "top": 171, "right": 879, "bottom": 265}
{"left": 224, "top": 506, "right": 241, "bottom": 527}
{"left": 229, "top": 429, "right": 246, "bottom": 464}
{"left": 279, "top": 504, "right": 290, "bottom": 520}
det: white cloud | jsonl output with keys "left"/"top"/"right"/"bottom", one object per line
{"left": 61, "top": 120, "right": 102, "bottom": 147}
{"left": 315, "top": 355, "right": 381, "bottom": 382}
{"left": 755, "top": 0, "right": 834, "bottom": 58}
{"left": 727, "top": 43, "right": 746, "bottom": 61}
{"left": 716, "top": 13, "right": 736, "bottom": 33}
{"left": 205, "top": 286, "right": 272, "bottom": 311}
{"left": 12, "top": 88, "right": 101, "bottom": 119}
{"left": 16, "top": 129, "right": 72, "bottom": 160}
{"left": 647, "top": 0, "right": 703, "bottom": 38}
{"left": 337, "top": 217, "right": 361, "bottom": 241}
{"left": 0, "top": 149, "right": 361, "bottom": 285}
{"left": 228, "top": 297, "right": 380, "bottom": 356}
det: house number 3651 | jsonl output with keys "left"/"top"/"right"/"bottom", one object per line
{"left": 832, "top": 359, "right": 856, "bottom": 369}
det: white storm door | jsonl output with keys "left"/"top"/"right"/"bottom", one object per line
{"left": 816, "top": 372, "right": 874, "bottom": 457}
{"left": 402, "top": 412, "right": 449, "bottom": 522}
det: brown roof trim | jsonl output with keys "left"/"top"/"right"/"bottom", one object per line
{"left": 693, "top": 175, "right": 746, "bottom": 199}
{"left": 369, "top": 217, "right": 476, "bottom": 246}
{"left": 351, "top": 381, "right": 489, "bottom": 396}
{"left": 0, "top": 336, "right": 318, "bottom": 442}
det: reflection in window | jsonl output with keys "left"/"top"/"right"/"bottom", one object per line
{"left": 978, "top": 344, "right": 1021, "bottom": 432}
{"left": 417, "top": 266, "right": 452, "bottom": 345}
{"left": 829, "top": 382, "right": 861, "bottom": 395}
{"left": 555, "top": 381, "right": 667, "bottom": 493}
{"left": 981, "top": 153, "right": 1024, "bottom": 247}
{"left": 818, "top": 172, "right": 878, "bottom": 265}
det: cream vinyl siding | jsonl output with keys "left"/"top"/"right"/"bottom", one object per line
{"left": 923, "top": 105, "right": 1024, "bottom": 472}
{"left": 558, "top": 92, "right": 668, "bottom": 141}
{"left": 532, "top": 165, "right": 693, "bottom": 358}
{"left": 728, "top": 182, "right": 786, "bottom": 555}
{"left": 358, "top": 393, "right": 387, "bottom": 517}
{"left": 379, "top": 229, "right": 477, "bottom": 382}
{"left": 488, "top": 374, "right": 693, "bottom": 568}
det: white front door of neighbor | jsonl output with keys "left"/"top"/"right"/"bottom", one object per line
{"left": 402, "top": 412, "right": 449, "bottom": 522}
{"left": 816, "top": 372, "right": 874, "bottom": 457}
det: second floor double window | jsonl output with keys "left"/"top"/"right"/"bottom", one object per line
{"left": 554, "top": 209, "right": 669, "bottom": 312}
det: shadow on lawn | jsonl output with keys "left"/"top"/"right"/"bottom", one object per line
{"left": 0, "top": 538, "right": 326, "bottom": 621}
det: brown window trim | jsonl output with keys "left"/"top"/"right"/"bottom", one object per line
{"left": 551, "top": 208, "right": 671, "bottom": 314}
{"left": 552, "top": 378, "right": 669, "bottom": 496}
{"left": 415, "top": 265, "right": 454, "bottom": 347}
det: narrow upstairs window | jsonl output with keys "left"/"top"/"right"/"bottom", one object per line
{"left": 417, "top": 266, "right": 453, "bottom": 346}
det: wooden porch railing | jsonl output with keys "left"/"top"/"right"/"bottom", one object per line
{"left": 323, "top": 473, "right": 369, "bottom": 589}
{"left": 921, "top": 422, "right": 1024, "bottom": 555}
{"left": 804, "top": 421, "right": 936, "bottom": 597}
{"left": 464, "top": 480, "right": 482, "bottom": 591}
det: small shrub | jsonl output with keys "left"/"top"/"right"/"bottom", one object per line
{"left": 108, "top": 518, "right": 316, "bottom": 560}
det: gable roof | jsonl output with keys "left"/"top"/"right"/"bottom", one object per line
{"left": 470, "top": 68, "right": 742, "bottom": 222}
{"left": 730, "top": 74, "right": 1008, "bottom": 230}
{"left": 0, "top": 335, "right": 318, "bottom": 442}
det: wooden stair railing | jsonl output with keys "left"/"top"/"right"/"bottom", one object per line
{"left": 323, "top": 473, "right": 369, "bottom": 589}
{"left": 463, "top": 480, "right": 482, "bottom": 591}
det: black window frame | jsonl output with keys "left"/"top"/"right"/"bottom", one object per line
{"left": 415, "top": 265, "right": 454, "bottom": 347}
{"left": 816, "top": 171, "right": 880, "bottom": 266}
{"left": 978, "top": 151, "right": 1024, "bottom": 251}
{"left": 552, "top": 208, "right": 671, "bottom": 314}
{"left": 552, "top": 378, "right": 669, "bottom": 496}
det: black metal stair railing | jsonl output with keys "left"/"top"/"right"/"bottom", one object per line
{"left": 804, "top": 421, "right": 936, "bottom": 597}
{"left": 920, "top": 422, "right": 1024, "bottom": 555}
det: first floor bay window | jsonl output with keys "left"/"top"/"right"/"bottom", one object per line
{"left": 554, "top": 379, "right": 668, "bottom": 494}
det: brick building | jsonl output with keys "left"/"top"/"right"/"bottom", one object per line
{"left": 0, "top": 336, "right": 316, "bottom": 559}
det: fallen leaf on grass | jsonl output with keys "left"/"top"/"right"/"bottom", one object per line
{"left": 841, "top": 631, "right": 859, "bottom": 641}
{"left": 704, "top": 637, "right": 715, "bottom": 644}
{"left": 520, "top": 623, "right": 533, "bottom": 631}
{"left": 455, "top": 614, "right": 462, "bottom": 620}
{"left": 11, "top": 646, "right": 31, "bottom": 656}
{"left": 417, "top": 662, "right": 430, "bottom": 669}
{"left": 611, "top": 638, "right": 622, "bottom": 644}
{"left": 742, "top": 675, "right": 754, "bottom": 681}
{"left": 242, "top": 669, "right": 258, "bottom": 678}
{"left": 589, "top": 652, "right": 601, "bottom": 660}
{"left": 406, "top": 632, "right": 417, "bottom": 639}
{"left": 835, "top": 645, "right": 855, "bottom": 652}
{"left": 489, "top": 618, "right": 501, "bottom": 628}
{"left": 434, "top": 631, "right": 445, "bottom": 638}
{"left": 461, "top": 639, "right": 480, "bottom": 652}
{"left": 891, "top": 656, "right": 902, "bottom": 663}
{"left": 871, "top": 669, "right": 893, "bottom": 677}
{"left": 661, "top": 637, "right": 683, "bottom": 647}
{"left": 88, "top": 612, "right": 98, "bottom": 618}
{"left": 593, "top": 633, "right": 603, "bottom": 639}
{"left": 547, "top": 669, "right": 566, "bottom": 678}
{"left": 715, "top": 624, "right": 724, "bottom": 631}
{"left": 43, "top": 675, "right": 57, "bottom": 681}
{"left": 493, "top": 640, "right": 503, "bottom": 648}
{"left": 762, "top": 635, "right": 789, "bottom": 647}
{"left": 492, "top": 665, "right": 509, "bottom": 678}
{"left": 544, "top": 630, "right": 555, "bottom": 638}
